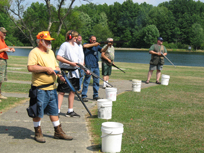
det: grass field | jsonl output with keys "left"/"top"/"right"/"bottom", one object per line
{"left": 2, "top": 56, "right": 204, "bottom": 152}
{"left": 88, "top": 62, "right": 204, "bottom": 152}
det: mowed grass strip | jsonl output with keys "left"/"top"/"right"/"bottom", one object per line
{"left": 88, "top": 64, "right": 204, "bottom": 152}
{"left": 0, "top": 97, "right": 27, "bottom": 112}
{"left": 2, "top": 82, "right": 30, "bottom": 93}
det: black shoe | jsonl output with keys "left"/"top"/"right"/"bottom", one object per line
{"left": 145, "top": 80, "right": 149, "bottom": 84}
{"left": 93, "top": 97, "right": 101, "bottom": 101}
{"left": 102, "top": 86, "right": 106, "bottom": 89}
{"left": 65, "top": 111, "right": 80, "bottom": 117}
{"left": 82, "top": 98, "right": 88, "bottom": 102}
{"left": 156, "top": 81, "right": 161, "bottom": 84}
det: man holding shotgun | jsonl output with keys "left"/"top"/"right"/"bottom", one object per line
{"left": 81, "top": 35, "right": 102, "bottom": 102}
{"left": 56, "top": 30, "right": 89, "bottom": 117}
{"left": 27, "top": 31, "right": 73, "bottom": 143}
{"left": 145, "top": 37, "right": 167, "bottom": 84}
{"left": 101, "top": 38, "right": 114, "bottom": 89}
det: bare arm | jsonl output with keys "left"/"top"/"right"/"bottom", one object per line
{"left": 27, "top": 65, "right": 55, "bottom": 75}
{"left": 101, "top": 52, "right": 112, "bottom": 64}
{"left": 83, "top": 42, "right": 100, "bottom": 48}
{"left": 0, "top": 48, "right": 9, "bottom": 53}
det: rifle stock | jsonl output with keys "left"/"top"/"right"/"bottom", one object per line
{"left": 62, "top": 56, "right": 113, "bottom": 87}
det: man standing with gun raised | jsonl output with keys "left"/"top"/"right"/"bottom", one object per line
{"left": 81, "top": 35, "right": 102, "bottom": 102}
{"left": 101, "top": 38, "right": 115, "bottom": 89}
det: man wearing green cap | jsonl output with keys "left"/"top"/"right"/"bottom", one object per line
{"left": 0, "top": 27, "right": 15, "bottom": 102}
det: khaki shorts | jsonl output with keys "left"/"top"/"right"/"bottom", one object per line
{"left": 0, "top": 59, "right": 7, "bottom": 82}
{"left": 149, "top": 64, "right": 163, "bottom": 71}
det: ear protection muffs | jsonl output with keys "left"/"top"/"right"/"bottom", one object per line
{"left": 89, "top": 35, "right": 93, "bottom": 43}
{"left": 67, "top": 30, "right": 73, "bottom": 40}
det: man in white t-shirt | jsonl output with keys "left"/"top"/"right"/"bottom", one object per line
{"left": 56, "top": 30, "right": 84, "bottom": 117}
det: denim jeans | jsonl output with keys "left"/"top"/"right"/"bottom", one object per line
{"left": 79, "top": 68, "right": 85, "bottom": 91}
{"left": 82, "top": 67, "right": 99, "bottom": 99}
{"left": 37, "top": 89, "right": 58, "bottom": 118}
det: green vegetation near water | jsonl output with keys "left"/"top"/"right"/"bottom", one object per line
{"left": 89, "top": 62, "right": 204, "bottom": 152}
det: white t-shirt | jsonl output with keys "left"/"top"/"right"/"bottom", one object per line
{"left": 57, "top": 42, "right": 80, "bottom": 78}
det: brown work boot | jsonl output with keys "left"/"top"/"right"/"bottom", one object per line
{"left": 54, "top": 124, "right": 73, "bottom": 140}
{"left": 34, "top": 126, "right": 46, "bottom": 143}
{"left": 0, "top": 94, "right": 7, "bottom": 99}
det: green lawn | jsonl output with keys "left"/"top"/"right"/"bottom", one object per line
{"left": 89, "top": 63, "right": 204, "bottom": 153}
{"left": 2, "top": 56, "right": 204, "bottom": 152}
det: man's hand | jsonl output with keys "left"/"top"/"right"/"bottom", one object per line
{"left": 46, "top": 67, "right": 55, "bottom": 75}
{"left": 59, "top": 75, "right": 65, "bottom": 82}
{"left": 107, "top": 59, "right": 112, "bottom": 64}
{"left": 10, "top": 48, "right": 15, "bottom": 52}
{"left": 85, "top": 70, "right": 91, "bottom": 75}
{"left": 157, "top": 52, "right": 162, "bottom": 56}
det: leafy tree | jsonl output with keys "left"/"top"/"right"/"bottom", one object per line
{"left": 1, "top": 0, "right": 90, "bottom": 49}
{"left": 147, "top": 6, "right": 175, "bottom": 43}
{"left": 91, "top": 24, "right": 114, "bottom": 43}
{"left": 143, "top": 25, "right": 160, "bottom": 46}
{"left": 190, "top": 23, "right": 204, "bottom": 50}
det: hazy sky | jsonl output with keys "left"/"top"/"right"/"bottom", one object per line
{"left": 24, "top": 0, "right": 204, "bottom": 7}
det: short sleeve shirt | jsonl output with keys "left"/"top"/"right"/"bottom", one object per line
{"left": 57, "top": 42, "right": 80, "bottom": 78}
{"left": 27, "top": 47, "right": 58, "bottom": 90}
{"left": 83, "top": 43, "right": 102, "bottom": 68}
{"left": 149, "top": 44, "right": 167, "bottom": 53}
{"left": 0, "top": 38, "right": 8, "bottom": 59}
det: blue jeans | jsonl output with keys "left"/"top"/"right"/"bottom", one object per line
{"left": 37, "top": 89, "right": 58, "bottom": 118}
{"left": 82, "top": 67, "right": 99, "bottom": 99}
{"left": 79, "top": 68, "right": 85, "bottom": 91}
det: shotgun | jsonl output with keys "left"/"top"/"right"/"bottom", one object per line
{"left": 61, "top": 70, "right": 92, "bottom": 116}
{"left": 99, "top": 40, "right": 128, "bottom": 44}
{"left": 161, "top": 52, "right": 176, "bottom": 67}
{"left": 102, "top": 58, "right": 125, "bottom": 73}
{"left": 62, "top": 56, "right": 113, "bottom": 87}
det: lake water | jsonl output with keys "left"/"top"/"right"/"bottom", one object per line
{"left": 7, "top": 48, "right": 204, "bottom": 67}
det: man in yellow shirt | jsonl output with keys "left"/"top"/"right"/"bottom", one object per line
{"left": 27, "top": 31, "right": 73, "bottom": 143}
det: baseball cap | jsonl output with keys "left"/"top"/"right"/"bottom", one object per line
{"left": 36, "top": 31, "right": 55, "bottom": 40}
{"left": 158, "top": 37, "right": 163, "bottom": 41}
{"left": 0, "top": 27, "right": 7, "bottom": 33}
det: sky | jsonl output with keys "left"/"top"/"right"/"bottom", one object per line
{"left": 24, "top": 0, "right": 204, "bottom": 8}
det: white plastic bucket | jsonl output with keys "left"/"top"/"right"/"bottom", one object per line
{"left": 97, "top": 99, "right": 113, "bottom": 120}
{"left": 161, "top": 74, "right": 170, "bottom": 86}
{"left": 132, "top": 79, "right": 142, "bottom": 92}
{"left": 106, "top": 88, "right": 117, "bottom": 101}
{"left": 101, "top": 122, "right": 124, "bottom": 153}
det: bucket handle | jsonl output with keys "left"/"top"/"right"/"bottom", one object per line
{"left": 101, "top": 131, "right": 113, "bottom": 138}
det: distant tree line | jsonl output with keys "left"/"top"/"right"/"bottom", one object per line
{"left": 1, "top": 0, "right": 204, "bottom": 50}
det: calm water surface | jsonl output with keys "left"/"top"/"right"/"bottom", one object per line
{"left": 7, "top": 48, "right": 204, "bottom": 67}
